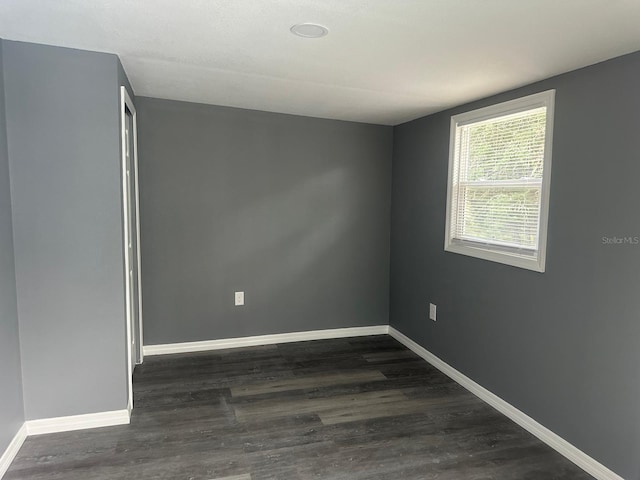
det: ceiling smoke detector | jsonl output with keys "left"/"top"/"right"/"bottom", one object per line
{"left": 290, "top": 23, "right": 329, "bottom": 38}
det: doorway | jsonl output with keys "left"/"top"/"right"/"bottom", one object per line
{"left": 121, "top": 86, "right": 143, "bottom": 412}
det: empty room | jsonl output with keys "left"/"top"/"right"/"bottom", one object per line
{"left": 0, "top": 1, "right": 639, "bottom": 479}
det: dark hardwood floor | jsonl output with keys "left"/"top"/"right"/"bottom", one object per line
{"left": 6, "top": 335, "right": 593, "bottom": 479}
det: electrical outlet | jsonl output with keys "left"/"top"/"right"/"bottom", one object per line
{"left": 429, "top": 303, "right": 437, "bottom": 321}
{"left": 235, "top": 291, "right": 245, "bottom": 306}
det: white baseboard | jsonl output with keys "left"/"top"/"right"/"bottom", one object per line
{"left": 26, "top": 409, "right": 130, "bottom": 436}
{"left": 0, "top": 410, "right": 130, "bottom": 478}
{"left": 144, "top": 325, "right": 390, "bottom": 356}
{"left": 0, "top": 424, "right": 27, "bottom": 479}
{"left": 388, "top": 327, "right": 623, "bottom": 480}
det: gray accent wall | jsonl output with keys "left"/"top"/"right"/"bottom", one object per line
{"left": 137, "top": 98, "right": 393, "bottom": 345}
{"left": 389, "top": 52, "right": 640, "bottom": 479}
{"left": 0, "top": 39, "right": 25, "bottom": 455}
{"left": 3, "top": 41, "right": 128, "bottom": 420}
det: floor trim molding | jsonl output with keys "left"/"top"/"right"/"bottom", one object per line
{"left": 143, "top": 325, "right": 390, "bottom": 356}
{"left": 0, "top": 424, "right": 27, "bottom": 479}
{"left": 388, "top": 326, "right": 623, "bottom": 480}
{"left": 1, "top": 410, "right": 130, "bottom": 478}
{"left": 25, "top": 409, "right": 130, "bottom": 436}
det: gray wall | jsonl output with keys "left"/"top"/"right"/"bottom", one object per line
{"left": 137, "top": 98, "right": 393, "bottom": 345}
{"left": 0, "top": 39, "right": 25, "bottom": 455}
{"left": 3, "top": 41, "right": 128, "bottom": 420}
{"left": 390, "top": 52, "right": 640, "bottom": 478}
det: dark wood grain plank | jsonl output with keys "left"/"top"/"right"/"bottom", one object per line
{"left": 5, "top": 336, "right": 594, "bottom": 480}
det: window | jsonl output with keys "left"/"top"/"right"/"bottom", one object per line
{"left": 444, "top": 90, "right": 555, "bottom": 272}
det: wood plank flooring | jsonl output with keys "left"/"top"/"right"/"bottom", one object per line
{"left": 5, "top": 335, "right": 593, "bottom": 479}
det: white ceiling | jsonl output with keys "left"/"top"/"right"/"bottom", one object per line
{"left": 1, "top": 1, "right": 640, "bottom": 125}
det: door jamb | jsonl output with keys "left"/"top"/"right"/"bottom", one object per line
{"left": 120, "top": 85, "right": 144, "bottom": 413}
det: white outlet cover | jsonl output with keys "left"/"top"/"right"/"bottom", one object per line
{"left": 429, "top": 303, "right": 437, "bottom": 321}
{"left": 235, "top": 291, "right": 245, "bottom": 306}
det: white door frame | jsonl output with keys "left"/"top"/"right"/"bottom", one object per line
{"left": 120, "top": 86, "right": 144, "bottom": 412}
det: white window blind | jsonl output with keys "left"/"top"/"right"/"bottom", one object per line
{"left": 445, "top": 91, "right": 555, "bottom": 272}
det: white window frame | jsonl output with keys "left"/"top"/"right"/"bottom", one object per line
{"left": 444, "top": 90, "right": 555, "bottom": 272}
